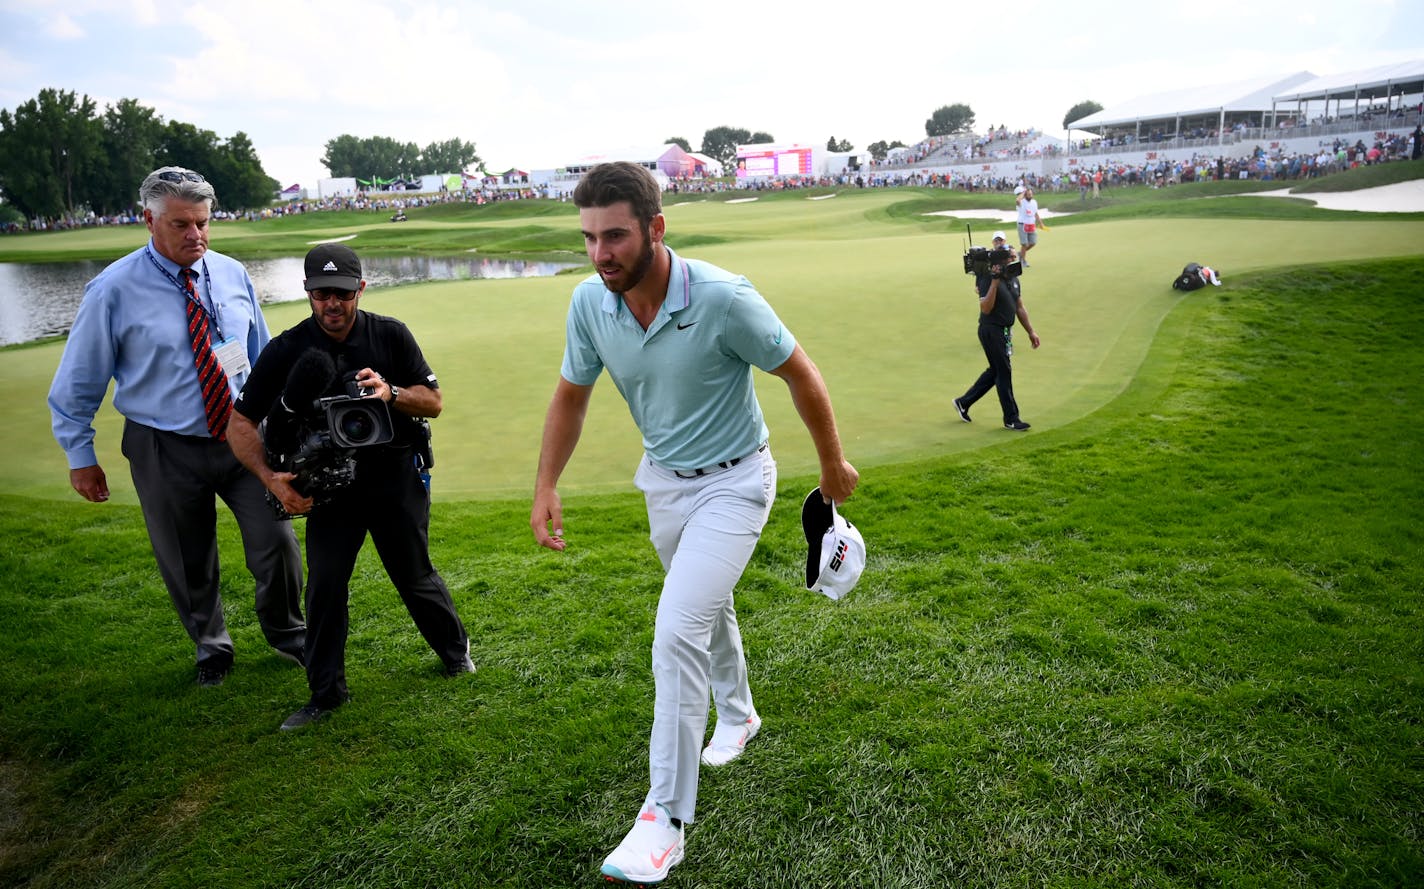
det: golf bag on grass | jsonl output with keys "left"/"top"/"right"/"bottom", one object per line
{"left": 1173, "top": 262, "right": 1221, "bottom": 291}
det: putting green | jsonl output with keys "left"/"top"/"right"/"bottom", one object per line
{"left": 4, "top": 201, "right": 1421, "bottom": 503}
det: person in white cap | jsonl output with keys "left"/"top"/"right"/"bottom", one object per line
{"left": 1015, "top": 185, "right": 1044, "bottom": 268}
{"left": 530, "top": 161, "right": 859, "bottom": 885}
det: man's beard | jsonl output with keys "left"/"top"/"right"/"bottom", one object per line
{"left": 603, "top": 238, "right": 656, "bottom": 294}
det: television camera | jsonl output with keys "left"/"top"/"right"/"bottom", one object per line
{"left": 961, "top": 224, "right": 1023, "bottom": 279}
{"left": 261, "top": 349, "right": 397, "bottom": 519}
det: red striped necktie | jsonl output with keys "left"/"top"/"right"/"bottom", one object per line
{"left": 182, "top": 269, "right": 233, "bottom": 441}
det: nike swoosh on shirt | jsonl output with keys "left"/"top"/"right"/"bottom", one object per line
{"left": 677, "top": 321, "right": 697, "bottom": 330}
{"left": 774, "top": 327, "right": 783, "bottom": 344}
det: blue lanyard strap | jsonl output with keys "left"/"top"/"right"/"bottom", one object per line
{"left": 144, "top": 248, "right": 225, "bottom": 341}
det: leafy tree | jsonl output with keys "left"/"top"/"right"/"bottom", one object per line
{"left": 865, "top": 139, "right": 906, "bottom": 161}
{"left": 322, "top": 134, "right": 422, "bottom": 180}
{"left": 826, "top": 136, "right": 853, "bottom": 152}
{"left": 320, "top": 135, "right": 364, "bottom": 179}
{"left": 154, "top": 122, "right": 273, "bottom": 211}
{"left": 925, "top": 104, "right": 975, "bottom": 138}
{"left": 157, "top": 121, "right": 222, "bottom": 183}
{"left": 94, "top": 98, "right": 163, "bottom": 215}
{"left": 699, "top": 127, "right": 776, "bottom": 171}
{"left": 1064, "top": 100, "right": 1104, "bottom": 129}
{"left": 700, "top": 126, "right": 750, "bottom": 171}
{"left": 0, "top": 88, "right": 101, "bottom": 219}
{"left": 665, "top": 136, "right": 691, "bottom": 152}
{"left": 213, "top": 131, "right": 278, "bottom": 210}
{"left": 0, "top": 89, "right": 274, "bottom": 218}
{"left": 420, "top": 137, "right": 481, "bottom": 173}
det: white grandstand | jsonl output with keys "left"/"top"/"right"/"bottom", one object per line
{"left": 523, "top": 61, "right": 1422, "bottom": 190}
{"left": 876, "top": 60, "right": 1424, "bottom": 182}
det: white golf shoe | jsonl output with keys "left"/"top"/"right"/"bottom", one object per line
{"left": 701, "top": 712, "right": 761, "bottom": 767}
{"left": 600, "top": 800, "right": 684, "bottom": 885}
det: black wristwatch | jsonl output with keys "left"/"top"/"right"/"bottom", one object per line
{"left": 389, "top": 385, "right": 400, "bottom": 404}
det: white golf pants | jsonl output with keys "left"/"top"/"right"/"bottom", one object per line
{"left": 633, "top": 444, "right": 776, "bottom": 823}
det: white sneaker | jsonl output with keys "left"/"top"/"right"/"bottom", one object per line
{"left": 701, "top": 712, "right": 761, "bottom": 767}
{"left": 601, "top": 800, "right": 684, "bottom": 884}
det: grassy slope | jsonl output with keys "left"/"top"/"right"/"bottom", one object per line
{"left": 1, "top": 256, "right": 1420, "bottom": 888}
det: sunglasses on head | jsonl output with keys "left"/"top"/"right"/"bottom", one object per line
{"left": 156, "top": 170, "right": 206, "bottom": 183}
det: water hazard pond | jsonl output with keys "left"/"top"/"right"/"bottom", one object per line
{"left": 0, "top": 253, "right": 582, "bottom": 346}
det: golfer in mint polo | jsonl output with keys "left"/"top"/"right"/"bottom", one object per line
{"left": 529, "top": 161, "right": 859, "bottom": 884}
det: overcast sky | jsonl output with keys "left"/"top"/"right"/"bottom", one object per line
{"left": 2, "top": 0, "right": 1422, "bottom": 189}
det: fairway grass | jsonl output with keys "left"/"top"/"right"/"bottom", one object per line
{"left": 4, "top": 201, "right": 1423, "bottom": 500}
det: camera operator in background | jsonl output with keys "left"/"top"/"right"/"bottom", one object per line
{"left": 228, "top": 244, "right": 474, "bottom": 732}
{"left": 953, "top": 231, "right": 1040, "bottom": 431}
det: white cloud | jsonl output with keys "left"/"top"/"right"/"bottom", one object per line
{"left": 45, "top": 12, "right": 84, "bottom": 38}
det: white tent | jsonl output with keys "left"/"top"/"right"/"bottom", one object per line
{"left": 1067, "top": 71, "right": 1315, "bottom": 135}
{"left": 1270, "top": 59, "right": 1424, "bottom": 122}
{"left": 686, "top": 151, "right": 724, "bottom": 177}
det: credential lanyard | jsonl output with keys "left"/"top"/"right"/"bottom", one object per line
{"left": 144, "top": 248, "right": 225, "bottom": 342}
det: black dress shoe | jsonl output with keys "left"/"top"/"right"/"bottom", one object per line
{"left": 280, "top": 697, "right": 346, "bottom": 731}
{"left": 442, "top": 653, "right": 476, "bottom": 678}
{"left": 197, "top": 663, "right": 231, "bottom": 687}
{"left": 442, "top": 641, "right": 475, "bottom": 678}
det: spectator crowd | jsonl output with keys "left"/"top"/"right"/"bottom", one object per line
{"left": 5, "top": 123, "right": 1421, "bottom": 234}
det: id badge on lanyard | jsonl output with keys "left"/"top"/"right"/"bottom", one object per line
{"left": 213, "top": 337, "right": 250, "bottom": 376}
{"left": 147, "top": 249, "right": 249, "bottom": 377}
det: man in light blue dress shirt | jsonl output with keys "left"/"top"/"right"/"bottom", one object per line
{"left": 530, "top": 162, "right": 859, "bottom": 885}
{"left": 47, "top": 167, "right": 305, "bottom": 687}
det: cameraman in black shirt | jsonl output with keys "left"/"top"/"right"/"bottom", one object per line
{"left": 228, "top": 244, "right": 474, "bottom": 731}
{"left": 952, "top": 231, "right": 1041, "bottom": 431}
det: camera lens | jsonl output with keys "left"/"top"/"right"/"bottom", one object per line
{"left": 339, "top": 409, "right": 375, "bottom": 443}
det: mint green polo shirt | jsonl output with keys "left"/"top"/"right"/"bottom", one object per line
{"left": 561, "top": 246, "right": 796, "bottom": 470}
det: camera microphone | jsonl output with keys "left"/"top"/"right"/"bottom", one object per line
{"left": 280, "top": 348, "right": 337, "bottom": 413}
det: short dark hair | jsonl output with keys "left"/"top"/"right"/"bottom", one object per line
{"left": 572, "top": 162, "right": 662, "bottom": 226}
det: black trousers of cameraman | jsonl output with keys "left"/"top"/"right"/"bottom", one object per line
{"left": 959, "top": 323, "right": 1021, "bottom": 424}
{"left": 302, "top": 448, "right": 469, "bottom": 709}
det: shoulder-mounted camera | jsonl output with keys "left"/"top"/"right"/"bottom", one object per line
{"left": 262, "top": 371, "right": 396, "bottom": 519}
{"left": 960, "top": 223, "right": 1022, "bottom": 279}
{"left": 963, "top": 245, "right": 1022, "bottom": 279}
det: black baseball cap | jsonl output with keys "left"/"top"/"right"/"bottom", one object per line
{"left": 304, "top": 243, "right": 363, "bottom": 291}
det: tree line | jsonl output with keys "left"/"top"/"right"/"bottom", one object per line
{"left": 1, "top": 87, "right": 1104, "bottom": 223}
{"left": 0, "top": 88, "right": 278, "bottom": 222}
{"left": 0, "top": 88, "right": 487, "bottom": 223}
{"left": 320, "top": 135, "right": 481, "bottom": 182}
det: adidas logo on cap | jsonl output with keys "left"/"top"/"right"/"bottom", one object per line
{"left": 303, "top": 243, "right": 362, "bottom": 290}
